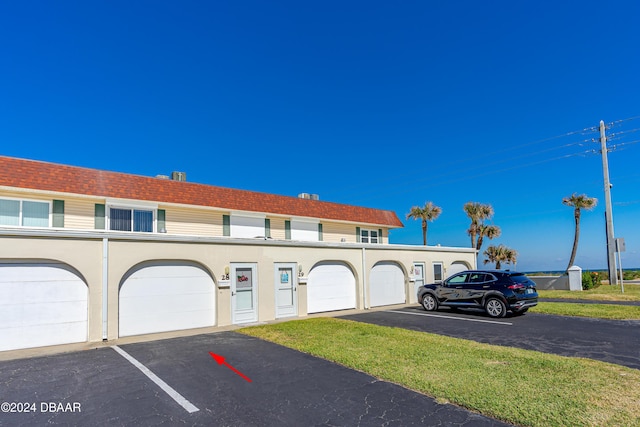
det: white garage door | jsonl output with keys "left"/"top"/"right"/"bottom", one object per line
{"left": 0, "top": 263, "right": 88, "bottom": 352}
{"left": 119, "top": 263, "right": 215, "bottom": 337}
{"left": 447, "top": 261, "right": 470, "bottom": 278}
{"left": 307, "top": 262, "right": 356, "bottom": 313}
{"left": 369, "top": 262, "right": 405, "bottom": 307}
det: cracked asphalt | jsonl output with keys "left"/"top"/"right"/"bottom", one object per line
{"left": 0, "top": 331, "right": 510, "bottom": 426}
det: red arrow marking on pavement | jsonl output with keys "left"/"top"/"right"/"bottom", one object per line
{"left": 209, "top": 352, "right": 252, "bottom": 383}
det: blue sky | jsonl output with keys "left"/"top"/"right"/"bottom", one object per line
{"left": 2, "top": 1, "right": 639, "bottom": 272}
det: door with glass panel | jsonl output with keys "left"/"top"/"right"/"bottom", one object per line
{"left": 413, "top": 262, "right": 425, "bottom": 302}
{"left": 231, "top": 263, "right": 257, "bottom": 324}
{"left": 274, "top": 263, "right": 297, "bottom": 318}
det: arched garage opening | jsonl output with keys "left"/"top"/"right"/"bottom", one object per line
{"left": 0, "top": 261, "right": 88, "bottom": 352}
{"left": 447, "top": 261, "right": 471, "bottom": 278}
{"left": 119, "top": 261, "right": 215, "bottom": 337}
{"left": 307, "top": 261, "right": 356, "bottom": 314}
{"left": 369, "top": 261, "right": 406, "bottom": 307}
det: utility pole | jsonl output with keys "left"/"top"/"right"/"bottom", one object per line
{"left": 600, "top": 120, "right": 618, "bottom": 285}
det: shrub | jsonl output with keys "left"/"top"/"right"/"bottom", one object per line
{"left": 590, "top": 271, "right": 601, "bottom": 288}
{"left": 582, "top": 271, "right": 600, "bottom": 290}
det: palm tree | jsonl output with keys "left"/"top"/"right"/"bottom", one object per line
{"left": 464, "top": 202, "right": 500, "bottom": 251}
{"left": 476, "top": 224, "right": 501, "bottom": 252}
{"left": 503, "top": 246, "right": 518, "bottom": 268}
{"left": 463, "top": 202, "right": 483, "bottom": 248}
{"left": 562, "top": 193, "right": 597, "bottom": 271}
{"left": 483, "top": 244, "right": 518, "bottom": 269}
{"left": 406, "top": 202, "right": 442, "bottom": 246}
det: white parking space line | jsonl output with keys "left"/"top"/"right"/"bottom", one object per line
{"left": 388, "top": 310, "right": 513, "bottom": 326}
{"left": 112, "top": 345, "right": 199, "bottom": 413}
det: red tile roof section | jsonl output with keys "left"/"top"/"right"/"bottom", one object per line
{"left": 0, "top": 156, "right": 404, "bottom": 228}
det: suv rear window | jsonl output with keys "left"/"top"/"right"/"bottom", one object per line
{"left": 510, "top": 273, "right": 534, "bottom": 285}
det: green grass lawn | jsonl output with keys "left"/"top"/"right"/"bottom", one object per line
{"left": 240, "top": 318, "right": 640, "bottom": 427}
{"left": 537, "top": 284, "right": 640, "bottom": 301}
{"left": 532, "top": 302, "right": 640, "bottom": 319}
{"left": 535, "top": 284, "right": 640, "bottom": 319}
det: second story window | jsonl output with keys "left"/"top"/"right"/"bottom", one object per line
{"left": 360, "top": 228, "right": 379, "bottom": 244}
{"left": 109, "top": 207, "right": 154, "bottom": 232}
{"left": 0, "top": 198, "right": 50, "bottom": 228}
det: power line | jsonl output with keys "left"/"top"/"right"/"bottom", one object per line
{"left": 355, "top": 139, "right": 600, "bottom": 200}
{"left": 610, "top": 138, "right": 640, "bottom": 151}
{"left": 606, "top": 115, "right": 640, "bottom": 128}
{"left": 606, "top": 127, "right": 640, "bottom": 144}
{"left": 402, "top": 118, "right": 640, "bottom": 189}
{"left": 336, "top": 122, "right": 603, "bottom": 194}
{"left": 610, "top": 171, "right": 640, "bottom": 180}
{"left": 363, "top": 148, "right": 599, "bottom": 200}
{"left": 343, "top": 136, "right": 600, "bottom": 202}
{"left": 615, "top": 199, "right": 640, "bottom": 207}
{"left": 466, "top": 126, "right": 599, "bottom": 161}
{"left": 409, "top": 143, "right": 595, "bottom": 190}
{"left": 419, "top": 149, "right": 597, "bottom": 188}
{"left": 338, "top": 116, "right": 640, "bottom": 205}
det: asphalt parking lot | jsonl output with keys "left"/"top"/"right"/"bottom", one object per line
{"left": 0, "top": 330, "right": 510, "bottom": 426}
{"left": 341, "top": 305, "right": 640, "bottom": 370}
{"left": 3, "top": 303, "right": 639, "bottom": 426}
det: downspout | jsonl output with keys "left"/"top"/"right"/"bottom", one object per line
{"left": 362, "top": 247, "right": 368, "bottom": 309}
{"left": 102, "top": 237, "right": 109, "bottom": 340}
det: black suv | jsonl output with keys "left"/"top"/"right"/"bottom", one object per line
{"left": 417, "top": 270, "right": 538, "bottom": 318}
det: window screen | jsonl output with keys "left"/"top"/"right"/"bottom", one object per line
{"left": 0, "top": 199, "right": 20, "bottom": 226}
{"left": 133, "top": 210, "right": 153, "bottom": 232}
{"left": 110, "top": 208, "right": 132, "bottom": 231}
{"left": 22, "top": 201, "right": 50, "bottom": 227}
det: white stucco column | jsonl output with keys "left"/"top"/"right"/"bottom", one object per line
{"left": 567, "top": 265, "right": 583, "bottom": 291}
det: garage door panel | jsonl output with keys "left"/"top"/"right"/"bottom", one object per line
{"left": 307, "top": 263, "right": 356, "bottom": 314}
{"left": 4, "top": 322, "right": 87, "bottom": 351}
{"left": 1, "top": 300, "right": 87, "bottom": 330}
{"left": 0, "top": 264, "right": 88, "bottom": 352}
{"left": 120, "top": 284, "right": 214, "bottom": 301}
{"left": 119, "top": 263, "right": 215, "bottom": 337}
{"left": 26, "top": 301, "right": 87, "bottom": 325}
{"left": 27, "top": 284, "right": 86, "bottom": 304}
{"left": 370, "top": 262, "right": 405, "bottom": 307}
{"left": 121, "top": 292, "right": 214, "bottom": 315}
{"left": 126, "top": 266, "right": 208, "bottom": 280}
{"left": 120, "top": 309, "right": 214, "bottom": 336}
{"left": 1, "top": 274, "right": 86, "bottom": 304}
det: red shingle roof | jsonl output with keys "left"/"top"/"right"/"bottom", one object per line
{"left": 0, "top": 156, "right": 404, "bottom": 228}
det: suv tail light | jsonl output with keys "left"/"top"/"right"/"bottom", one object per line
{"left": 508, "top": 284, "right": 526, "bottom": 290}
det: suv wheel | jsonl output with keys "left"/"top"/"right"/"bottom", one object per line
{"left": 485, "top": 298, "right": 506, "bottom": 318}
{"left": 421, "top": 294, "right": 438, "bottom": 311}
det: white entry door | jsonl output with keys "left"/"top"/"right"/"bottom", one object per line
{"left": 413, "top": 262, "right": 425, "bottom": 302}
{"left": 231, "top": 263, "right": 257, "bottom": 324}
{"left": 274, "top": 263, "right": 297, "bottom": 318}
